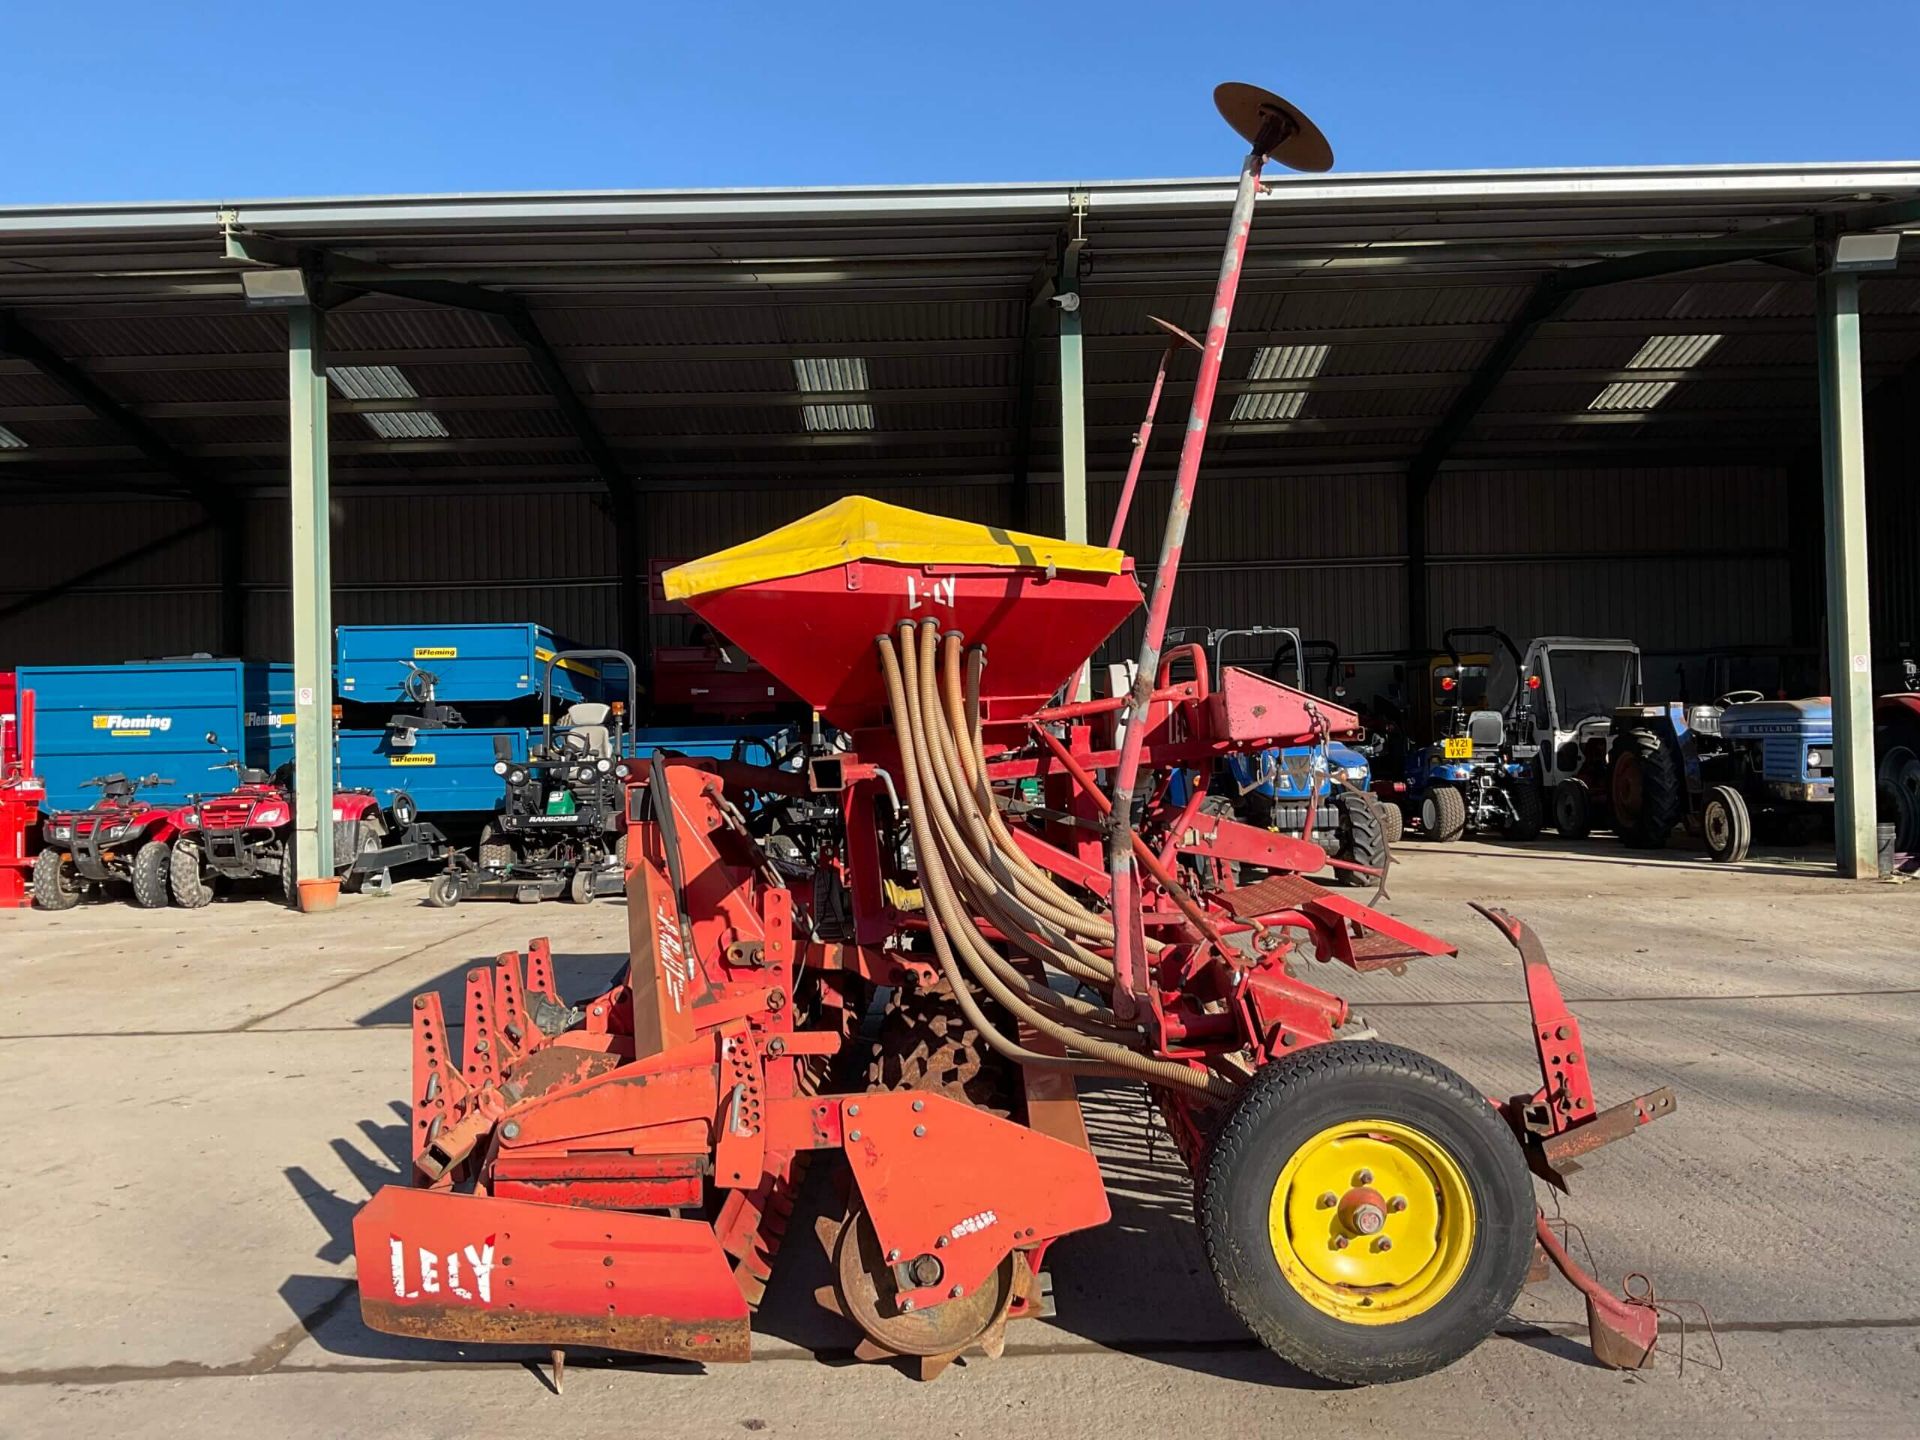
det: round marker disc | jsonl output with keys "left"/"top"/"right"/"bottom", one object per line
{"left": 1213, "top": 83, "right": 1334, "bottom": 172}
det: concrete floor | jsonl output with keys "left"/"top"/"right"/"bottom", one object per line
{"left": 0, "top": 835, "right": 1914, "bottom": 1438}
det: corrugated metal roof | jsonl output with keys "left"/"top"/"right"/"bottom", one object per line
{"left": 1, "top": 163, "right": 1918, "bottom": 497}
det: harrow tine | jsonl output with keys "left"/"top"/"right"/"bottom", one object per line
{"left": 1534, "top": 1214, "right": 1659, "bottom": 1370}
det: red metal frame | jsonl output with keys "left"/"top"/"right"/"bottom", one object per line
{"left": 350, "top": 87, "right": 1675, "bottom": 1380}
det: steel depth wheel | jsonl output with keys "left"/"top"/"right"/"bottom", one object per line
{"left": 1200, "top": 1041, "right": 1532, "bottom": 1385}
{"left": 822, "top": 1200, "right": 1026, "bottom": 1380}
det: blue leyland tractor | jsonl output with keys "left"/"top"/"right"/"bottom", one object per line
{"left": 1164, "top": 625, "right": 1391, "bottom": 885}
{"left": 1609, "top": 691, "right": 1833, "bottom": 862}
{"left": 1393, "top": 627, "right": 1543, "bottom": 843}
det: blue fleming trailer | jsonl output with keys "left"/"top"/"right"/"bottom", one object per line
{"left": 335, "top": 623, "right": 612, "bottom": 710}
{"left": 334, "top": 725, "right": 532, "bottom": 822}
{"left": 18, "top": 659, "right": 295, "bottom": 813}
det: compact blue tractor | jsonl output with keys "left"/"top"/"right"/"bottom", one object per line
{"left": 1609, "top": 690, "right": 1833, "bottom": 862}
{"left": 1399, "top": 627, "right": 1543, "bottom": 843}
{"left": 1164, "top": 625, "right": 1390, "bottom": 885}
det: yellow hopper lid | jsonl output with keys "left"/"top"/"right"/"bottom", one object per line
{"left": 661, "top": 496, "right": 1124, "bottom": 602}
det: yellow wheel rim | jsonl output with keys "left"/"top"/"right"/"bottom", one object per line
{"left": 1267, "top": 1118, "right": 1475, "bottom": 1325}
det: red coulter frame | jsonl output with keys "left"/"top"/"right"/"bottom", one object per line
{"left": 354, "top": 566, "right": 1674, "bottom": 1376}
{"left": 353, "top": 82, "right": 1677, "bottom": 1384}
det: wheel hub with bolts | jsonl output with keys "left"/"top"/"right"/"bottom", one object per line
{"left": 1266, "top": 1118, "right": 1476, "bottom": 1323}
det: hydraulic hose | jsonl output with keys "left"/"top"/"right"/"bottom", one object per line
{"left": 878, "top": 626, "right": 1229, "bottom": 1099}
{"left": 900, "top": 626, "right": 1133, "bottom": 1031}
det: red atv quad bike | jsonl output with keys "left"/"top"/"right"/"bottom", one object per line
{"left": 33, "top": 772, "right": 185, "bottom": 909}
{"left": 169, "top": 731, "right": 384, "bottom": 908}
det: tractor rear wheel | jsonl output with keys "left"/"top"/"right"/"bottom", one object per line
{"left": 31, "top": 849, "right": 80, "bottom": 910}
{"left": 131, "top": 839, "right": 172, "bottom": 909}
{"left": 1553, "top": 779, "right": 1592, "bottom": 839}
{"left": 1500, "top": 780, "right": 1544, "bottom": 841}
{"left": 1199, "top": 1040, "right": 1533, "bottom": 1385}
{"left": 169, "top": 838, "right": 214, "bottom": 908}
{"left": 1610, "top": 728, "right": 1682, "bottom": 849}
{"left": 1417, "top": 786, "right": 1467, "bottom": 843}
{"left": 1330, "top": 792, "right": 1388, "bottom": 887}
{"left": 1879, "top": 745, "right": 1920, "bottom": 853}
{"left": 1701, "top": 785, "right": 1752, "bottom": 863}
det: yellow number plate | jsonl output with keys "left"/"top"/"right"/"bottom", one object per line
{"left": 1441, "top": 737, "right": 1473, "bottom": 760}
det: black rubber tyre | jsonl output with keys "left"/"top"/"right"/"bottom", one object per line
{"left": 31, "top": 849, "right": 81, "bottom": 910}
{"left": 566, "top": 867, "right": 597, "bottom": 904}
{"left": 1330, "top": 792, "right": 1388, "bottom": 887}
{"left": 1878, "top": 745, "right": 1920, "bottom": 853}
{"left": 1417, "top": 785, "right": 1467, "bottom": 843}
{"left": 131, "top": 839, "right": 172, "bottom": 909}
{"left": 281, "top": 846, "right": 299, "bottom": 909}
{"left": 1610, "top": 728, "right": 1682, "bottom": 849}
{"left": 169, "top": 838, "right": 214, "bottom": 908}
{"left": 1199, "top": 1041, "right": 1534, "bottom": 1386}
{"left": 1500, "top": 780, "right": 1544, "bottom": 842}
{"left": 338, "top": 817, "right": 383, "bottom": 895}
{"left": 477, "top": 824, "right": 514, "bottom": 873}
{"left": 425, "top": 870, "right": 464, "bottom": 908}
{"left": 1379, "top": 801, "right": 1404, "bottom": 847}
{"left": 1701, "top": 785, "right": 1752, "bottom": 863}
{"left": 1552, "top": 779, "right": 1592, "bottom": 840}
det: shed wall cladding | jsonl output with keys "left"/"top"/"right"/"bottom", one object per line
{"left": 1425, "top": 465, "right": 1795, "bottom": 658}
{"left": 4, "top": 456, "right": 1908, "bottom": 683}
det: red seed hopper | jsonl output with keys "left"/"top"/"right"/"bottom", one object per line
{"left": 663, "top": 497, "right": 1144, "bottom": 731}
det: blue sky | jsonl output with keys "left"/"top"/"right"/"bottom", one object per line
{"left": 6, "top": 0, "right": 1916, "bottom": 203}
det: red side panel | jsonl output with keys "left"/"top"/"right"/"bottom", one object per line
{"left": 354, "top": 1186, "right": 751, "bottom": 1362}
{"left": 842, "top": 1092, "right": 1110, "bottom": 1311}
{"left": 1201, "top": 665, "right": 1359, "bottom": 746}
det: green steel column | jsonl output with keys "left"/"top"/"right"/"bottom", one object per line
{"left": 288, "top": 304, "right": 335, "bottom": 898}
{"left": 1056, "top": 243, "right": 1091, "bottom": 699}
{"left": 1057, "top": 245, "right": 1087, "bottom": 547}
{"left": 1815, "top": 269, "right": 1878, "bottom": 877}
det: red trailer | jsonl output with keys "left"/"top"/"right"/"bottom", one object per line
{"left": 1, "top": 674, "right": 44, "bottom": 908}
